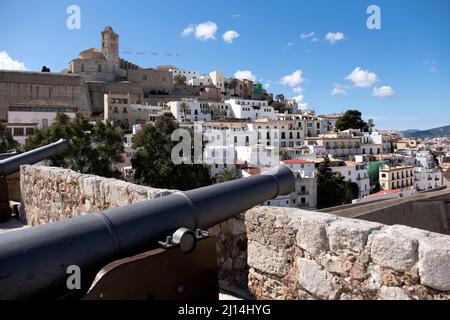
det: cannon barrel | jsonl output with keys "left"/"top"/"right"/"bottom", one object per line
{"left": 0, "top": 165, "right": 294, "bottom": 299}
{"left": 0, "top": 139, "right": 70, "bottom": 176}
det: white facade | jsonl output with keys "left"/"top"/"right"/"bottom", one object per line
{"left": 226, "top": 99, "right": 279, "bottom": 120}
{"left": 188, "top": 74, "right": 212, "bottom": 86}
{"left": 7, "top": 108, "right": 77, "bottom": 145}
{"left": 168, "top": 100, "right": 212, "bottom": 123}
{"left": 209, "top": 70, "right": 226, "bottom": 92}
{"left": 169, "top": 68, "right": 199, "bottom": 81}
{"left": 414, "top": 167, "right": 443, "bottom": 191}
{"left": 332, "top": 161, "right": 370, "bottom": 198}
{"left": 279, "top": 159, "right": 317, "bottom": 210}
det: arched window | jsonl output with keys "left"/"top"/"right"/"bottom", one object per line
{"left": 81, "top": 64, "right": 84, "bottom": 72}
{"left": 98, "top": 64, "right": 102, "bottom": 72}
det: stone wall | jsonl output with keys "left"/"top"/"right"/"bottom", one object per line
{"left": 20, "top": 165, "right": 174, "bottom": 225}
{"left": 0, "top": 70, "right": 91, "bottom": 120}
{"left": 18, "top": 165, "right": 450, "bottom": 299}
{"left": 245, "top": 207, "right": 450, "bottom": 300}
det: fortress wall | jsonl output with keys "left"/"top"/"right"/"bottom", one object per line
{"left": 19, "top": 165, "right": 450, "bottom": 299}
{"left": 0, "top": 71, "right": 91, "bottom": 119}
{"left": 245, "top": 207, "right": 450, "bottom": 300}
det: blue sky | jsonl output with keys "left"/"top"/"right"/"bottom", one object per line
{"left": 0, "top": 0, "right": 449, "bottom": 130}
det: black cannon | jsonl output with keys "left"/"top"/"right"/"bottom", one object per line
{"left": 0, "top": 139, "right": 70, "bottom": 222}
{"left": 0, "top": 165, "right": 294, "bottom": 300}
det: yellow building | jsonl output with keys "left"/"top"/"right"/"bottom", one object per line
{"left": 379, "top": 165, "right": 415, "bottom": 190}
{"left": 104, "top": 93, "right": 163, "bottom": 127}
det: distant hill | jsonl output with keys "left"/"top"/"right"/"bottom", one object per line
{"left": 402, "top": 125, "right": 450, "bottom": 138}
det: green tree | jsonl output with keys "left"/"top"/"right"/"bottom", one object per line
{"left": 0, "top": 121, "right": 18, "bottom": 153}
{"left": 25, "top": 113, "right": 124, "bottom": 178}
{"left": 335, "top": 110, "right": 368, "bottom": 132}
{"left": 216, "top": 167, "right": 242, "bottom": 183}
{"left": 275, "top": 94, "right": 285, "bottom": 102}
{"left": 132, "top": 114, "right": 211, "bottom": 190}
{"left": 316, "top": 157, "right": 354, "bottom": 209}
{"left": 174, "top": 74, "right": 187, "bottom": 85}
{"left": 228, "top": 78, "right": 238, "bottom": 92}
{"left": 253, "top": 82, "right": 264, "bottom": 99}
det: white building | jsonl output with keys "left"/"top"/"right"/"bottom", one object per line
{"left": 209, "top": 70, "right": 226, "bottom": 93}
{"left": 280, "top": 159, "right": 317, "bottom": 209}
{"left": 169, "top": 68, "right": 199, "bottom": 81}
{"left": 414, "top": 167, "right": 443, "bottom": 191}
{"left": 225, "top": 99, "right": 279, "bottom": 120}
{"left": 331, "top": 161, "right": 370, "bottom": 198}
{"left": 188, "top": 74, "right": 212, "bottom": 86}
{"left": 7, "top": 104, "right": 77, "bottom": 145}
{"left": 168, "top": 99, "right": 212, "bottom": 123}
{"left": 208, "top": 102, "right": 233, "bottom": 120}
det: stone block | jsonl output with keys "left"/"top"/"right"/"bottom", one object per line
{"left": 297, "top": 258, "right": 337, "bottom": 300}
{"left": 248, "top": 241, "right": 293, "bottom": 277}
{"left": 418, "top": 235, "right": 450, "bottom": 291}
{"left": 327, "top": 219, "right": 382, "bottom": 253}
{"left": 371, "top": 228, "right": 419, "bottom": 272}
{"left": 296, "top": 214, "right": 336, "bottom": 255}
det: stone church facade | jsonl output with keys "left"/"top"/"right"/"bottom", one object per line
{"left": 0, "top": 26, "right": 194, "bottom": 120}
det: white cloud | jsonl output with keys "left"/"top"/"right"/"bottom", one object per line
{"left": 292, "top": 95, "right": 304, "bottom": 103}
{"left": 300, "top": 32, "right": 315, "bottom": 39}
{"left": 180, "top": 24, "right": 195, "bottom": 38}
{"left": 324, "top": 32, "right": 345, "bottom": 44}
{"left": 286, "top": 42, "right": 295, "bottom": 47}
{"left": 280, "top": 69, "right": 305, "bottom": 87}
{"left": 293, "top": 86, "right": 304, "bottom": 94}
{"left": 264, "top": 83, "right": 271, "bottom": 89}
{"left": 0, "top": 51, "right": 28, "bottom": 71}
{"left": 234, "top": 70, "right": 257, "bottom": 82}
{"left": 182, "top": 22, "right": 218, "bottom": 41}
{"left": 331, "top": 84, "right": 347, "bottom": 96}
{"left": 223, "top": 30, "right": 240, "bottom": 44}
{"left": 195, "top": 21, "right": 218, "bottom": 40}
{"left": 310, "top": 37, "right": 319, "bottom": 42}
{"left": 373, "top": 86, "right": 395, "bottom": 98}
{"left": 345, "top": 67, "right": 378, "bottom": 88}
{"left": 232, "top": 14, "right": 241, "bottom": 19}
{"left": 429, "top": 66, "right": 438, "bottom": 73}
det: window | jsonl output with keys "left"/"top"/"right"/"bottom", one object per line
{"left": 26, "top": 127, "right": 34, "bottom": 135}
{"left": 13, "top": 127, "right": 24, "bottom": 136}
{"left": 42, "top": 119, "right": 48, "bottom": 129}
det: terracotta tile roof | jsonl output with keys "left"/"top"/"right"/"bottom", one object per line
{"left": 369, "top": 189, "right": 405, "bottom": 196}
{"left": 243, "top": 167, "right": 261, "bottom": 176}
{"left": 281, "top": 158, "right": 314, "bottom": 165}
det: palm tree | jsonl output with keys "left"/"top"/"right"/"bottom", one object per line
{"left": 179, "top": 102, "right": 189, "bottom": 122}
{"left": 228, "top": 79, "right": 238, "bottom": 95}
{"left": 216, "top": 167, "right": 242, "bottom": 183}
{"left": 368, "top": 118, "right": 375, "bottom": 133}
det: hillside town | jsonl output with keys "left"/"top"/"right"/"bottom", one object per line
{"left": 1, "top": 26, "right": 450, "bottom": 211}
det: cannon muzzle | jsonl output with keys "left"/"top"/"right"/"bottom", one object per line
{"left": 0, "top": 139, "right": 70, "bottom": 176}
{"left": 0, "top": 165, "right": 294, "bottom": 299}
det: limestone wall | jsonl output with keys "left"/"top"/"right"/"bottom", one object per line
{"left": 245, "top": 207, "right": 450, "bottom": 300}
{"left": 0, "top": 70, "right": 91, "bottom": 120}
{"left": 20, "top": 165, "right": 174, "bottom": 225}
{"left": 18, "top": 165, "right": 450, "bottom": 299}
